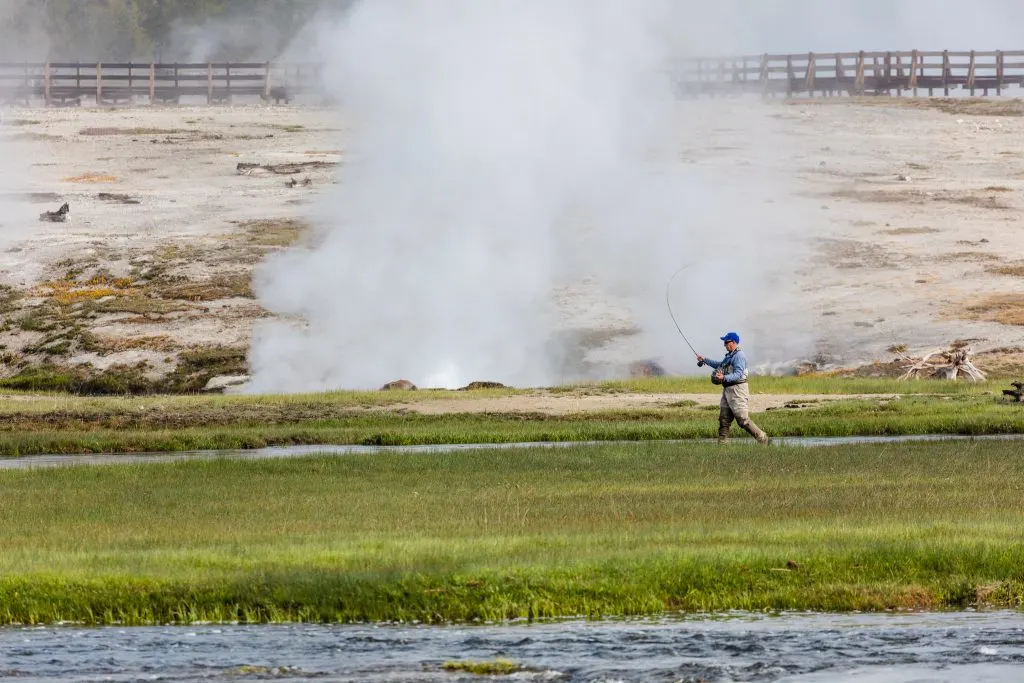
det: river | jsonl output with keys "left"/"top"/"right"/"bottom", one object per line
{"left": 1, "top": 612, "right": 1021, "bottom": 682}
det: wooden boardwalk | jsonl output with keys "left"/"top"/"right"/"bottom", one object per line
{"left": 3, "top": 51, "right": 1024, "bottom": 105}
{"left": 0, "top": 62, "right": 321, "bottom": 105}
{"left": 680, "top": 50, "right": 1024, "bottom": 97}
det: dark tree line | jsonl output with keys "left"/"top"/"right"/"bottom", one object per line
{"left": 0, "top": 0, "right": 349, "bottom": 62}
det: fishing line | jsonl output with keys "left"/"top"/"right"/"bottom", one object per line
{"left": 665, "top": 262, "right": 699, "bottom": 358}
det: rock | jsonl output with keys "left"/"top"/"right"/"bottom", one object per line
{"left": 628, "top": 360, "right": 667, "bottom": 377}
{"left": 380, "top": 379, "right": 417, "bottom": 391}
{"left": 39, "top": 202, "right": 69, "bottom": 222}
{"left": 458, "top": 381, "right": 506, "bottom": 390}
{"left": 202, "top": 375, "right": 250, "bottom": 392}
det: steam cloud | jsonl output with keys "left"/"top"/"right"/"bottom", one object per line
{"left": 247, "top": 0, "right": 821, "bottom": 392}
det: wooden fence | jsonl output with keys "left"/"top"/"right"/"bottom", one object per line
{"left": 680, "top": 50, "right": 1024, "bottom": 97}
{"left": 0, "top": 62, "right": 321, "bottom": 105}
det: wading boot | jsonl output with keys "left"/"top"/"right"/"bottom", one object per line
{"left": 718, "top": 423, "right": 730, "bottom": 444}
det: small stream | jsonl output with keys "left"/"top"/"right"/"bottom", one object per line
{"left": 1, "top": 612, "right": 1022, "bottom": 682}
{"left": 0, "top": 433, "right": 1022, "bottom": 470}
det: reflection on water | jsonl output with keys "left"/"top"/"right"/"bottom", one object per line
{"left": 0, "top": 612, "right": 1022, "bottom": 682}
{"left": 1, "top": 433, "right": 1023, "bottom": 470}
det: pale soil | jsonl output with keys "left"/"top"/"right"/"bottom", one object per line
{"left": 0, "top": 97, "right": 1022, "bottom": 391}
{"left": 385, "top": 392, "right": 893, "bottom": 415}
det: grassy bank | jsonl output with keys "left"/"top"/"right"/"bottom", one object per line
{"left": 0, "top": 441, "right": 1021, "bottom": 624}
{"left": 0, "top": 393, "right": 1021, "bottom": 455}
{"left": 593, "top": 375, "right": 1007, "bottom": 395}
{"left": 0, "top": 375, "right": 1008, "bottom": 401}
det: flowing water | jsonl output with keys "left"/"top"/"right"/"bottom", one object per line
{"left": 1, "top": 612, "right": 1022, "bottom": 682}
{"left": 1, "top": 434, "right": 1023, "bottom": 470}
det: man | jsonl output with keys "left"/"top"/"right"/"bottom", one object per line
{"left": 696, "top": 332, "right": 770, "bottom": 445}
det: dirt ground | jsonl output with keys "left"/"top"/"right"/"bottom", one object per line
{"left": 386, "top": 391, "right": 892, "bottom": 415}
{"left": 0, "top": 97, "right": 1022, "bottom": 393}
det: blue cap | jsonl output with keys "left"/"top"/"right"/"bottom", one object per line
{"left": 720, "top": 332, "right": 740, "bottom": 344}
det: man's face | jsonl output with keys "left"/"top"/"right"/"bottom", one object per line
{"left": 724, "top": 340, "right": 737, "bottom": 353}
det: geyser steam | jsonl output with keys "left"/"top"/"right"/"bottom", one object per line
{"left": 248, "top": 1, "right": 809, "bottom": 392}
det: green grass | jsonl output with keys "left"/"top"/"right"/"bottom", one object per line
{"left": 0, "top": 441, "right": 1022, "bottom": 624}
{"left": 591, "top": 375, "right": 1005, "bottom": 395}
{"left": 0, "top": 395, "right": 1020, "bottom": 456}
{"left": 443, "top": 659, "right": 521, "bottom": 675}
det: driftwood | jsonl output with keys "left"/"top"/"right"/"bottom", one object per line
{"left": 894, "top": 343, "right": 986, "bottom": 381}
{"left": 97, "top": 192, "right": 140, "bottom": 205}
{"left": 38, "top": 202, "right": 69, "bottom": 222}
{"left": 1003, "top": 381, "right": 1024, "bottom": 403}
{"left": 237, "top": 161, "right": 336, "bottom": 176}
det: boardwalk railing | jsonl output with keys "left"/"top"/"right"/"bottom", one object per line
{"left": 3, "top": 51, "right": 1023, "bottom": 105}
{"left": 0, "top": 62, "right": 322, "bottom": 105}
{"left": 680, "top": 50, "right": 1024, "bottom": 97}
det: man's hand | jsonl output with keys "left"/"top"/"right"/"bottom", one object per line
{"left": 714, "top": 371, "right": 724, "bottom": 382}
{"left": 696, "top": 354, "right": 706, "bottom": 366}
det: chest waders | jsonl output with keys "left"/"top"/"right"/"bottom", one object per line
{"left": 716, "top": 354, "right": 769, "bottom": 445}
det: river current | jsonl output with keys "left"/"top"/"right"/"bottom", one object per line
{"left": 1, "top": 612, "right": 1021, "bottom": 682}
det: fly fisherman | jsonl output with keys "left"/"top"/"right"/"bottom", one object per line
{"left": 696, "top": 332, "right": 770, "bottom": 445}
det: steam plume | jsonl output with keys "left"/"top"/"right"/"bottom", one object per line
{"left": 248, "top": 1, "right": 814, "bottom": 391}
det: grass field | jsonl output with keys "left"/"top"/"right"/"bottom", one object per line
{"left": 0, "top": 391, "right": 1021, "bottom": 455}
{"left": 0, "top": 376, "right": 1007, "bottom": 409}
{"left": 0, "top": 440, "right": 1021, "bottom": 624}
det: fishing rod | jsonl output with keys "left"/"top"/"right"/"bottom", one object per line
{"left": 664, "top": 263, "right": 702, "bottom": 362}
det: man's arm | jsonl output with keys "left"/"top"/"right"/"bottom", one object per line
{"left": 702, "top": 356, "right": 722, "bottom": 369}
{"left": 722, "top": 351, "right": 748, "bottom": 383}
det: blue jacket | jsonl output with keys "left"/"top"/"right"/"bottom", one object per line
{"left": 704, "top": 348, "right": 749, "bottom": 386}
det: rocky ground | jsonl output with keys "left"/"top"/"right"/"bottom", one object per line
{"left": 0, "top": 97, "right": 1021, "bottom": 394}
{"left": 0, "top": 105, "right": 338, "bottom": 392}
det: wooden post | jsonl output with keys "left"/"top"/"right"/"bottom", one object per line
{"left": 834, "top": 53, "right": 842, "bottom": 96}
{"left": 910, "top": 50, "right": 918, "bottom": 96}
{"left": 76, "top": 61, "right": 81, "bottom": 94}
{"left": 43, "top": 61, "right": 51, "bottom": 106}
{"left": 884, "top": 51, "right": 892, "bottom": 94}
{"left": 149, "top": 62, "right": 155, "bottom": 103}
{"left": 760, "top": 53, "right": 769, "bottom": 99}
{"left": 856, "top": 51, "right": 865, "bottom": 95}
{"left": 207, "top": 62, "right": 213, "bottom": 103}
{"left": 968, "top": 50, "right": 976, "bottom": 95}
{"left": 225, "top": 63, "right": 231, "bottom": 102}
{"left": 806, "top": 52, "right": 815, "bottom": 96}
{"left": 942, "top": 50, "right": 949, "bottom": 95}
{"left": 997, "top": 50, "right": 1004, "bottom": 95}
{"left": 786, "top": 55, "right": 794, "bottom": 97}
{"left": 264, "top": 61, "right": 272, "bottom": 100}
{"left": 96, "top": 62, "right": 103, "bottom": 104}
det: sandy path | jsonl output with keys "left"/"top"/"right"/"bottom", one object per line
{"left": 389, "top": 392, "right": 892, "bottom": 415}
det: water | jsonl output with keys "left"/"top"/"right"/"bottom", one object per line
{"left": 0, "top": 433, "right": 1022, "bottom": 470}
{"left": 1, "top": 612, "right": 1022, "bottom": 682}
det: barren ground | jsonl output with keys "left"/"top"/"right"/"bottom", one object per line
{"left": 376, "top": 391, "right": 894, "bottom": 415}
{"left": 0, "top": 97, "right": 1022, "bottom": 394}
